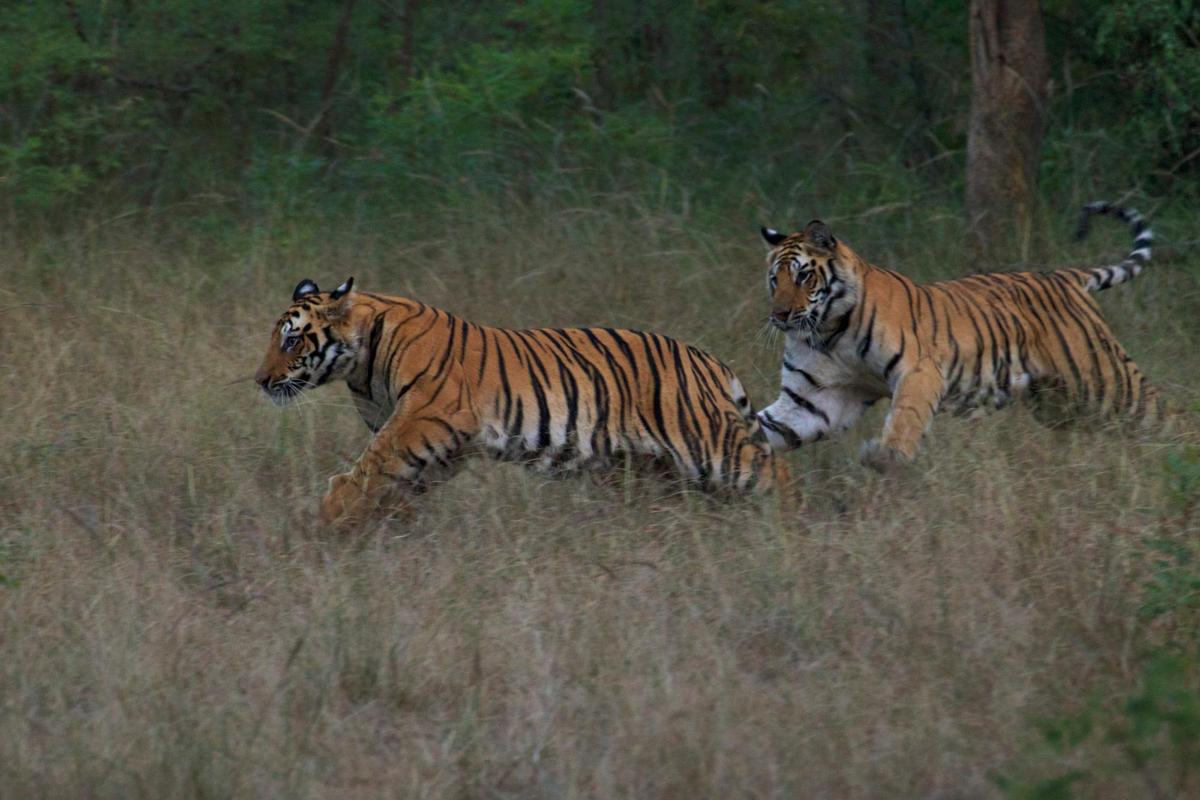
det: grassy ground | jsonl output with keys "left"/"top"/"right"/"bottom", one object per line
{"left": 1, "top": 200, "right": 1198, "bottom": 798}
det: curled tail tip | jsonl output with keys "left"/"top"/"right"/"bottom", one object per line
{"left": 1077, "top": 198, "right": 1154, "bottom": 291}
{"left": 1076, "top": 201, "right": 1108, "bottom": 235}
{"left": 1076, "top": 201, "right": 1105, "bottom": 241}
{"left": 1075, "top": 199, "right": 1150, "bottom": 239}
{"left": 1080, "top": 199, "right": 1146, "bottom": 225}
{"left": 1074, "top": 217, "right": 1091, "bottom": 241}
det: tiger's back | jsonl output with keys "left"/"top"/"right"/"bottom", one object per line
{"left": 858, "top": 265, "right": 1162, "bottom": 421}
{"left": 460, "top": 324, "right": 763, "bottom": 480}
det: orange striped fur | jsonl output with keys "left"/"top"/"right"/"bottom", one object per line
{"left": 755, "top": 203, "right": 1168, "bottom": 468}
{"left": 255, "top": 280, "right": 784, "bottom": 527}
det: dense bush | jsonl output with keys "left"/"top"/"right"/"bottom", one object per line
{"left": 2, "top": 0, "right": 1194, "bottom": 219}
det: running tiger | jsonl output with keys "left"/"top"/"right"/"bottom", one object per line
{"left": 254, "top": 279, "right": 784, "bottom": 526}
{"left": 755, "top": 202, "right": 1169, "bottom": 468}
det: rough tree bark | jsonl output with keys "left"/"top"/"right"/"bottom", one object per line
{"left": 965, "top": 0, "right": 1049, "bottom": 264}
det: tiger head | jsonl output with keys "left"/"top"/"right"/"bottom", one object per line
{"left": 760, "top": 220, "right": 856, "bottom": 335}
{"left": 254, "top": 277, "right": 357, "bottom": 404}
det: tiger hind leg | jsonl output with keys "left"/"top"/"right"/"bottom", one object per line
{"left": 1027, "top": 377, "right": 1082, "bottom": 430}
{"left": 1104, "top": 338, "right": 1171, "bottom": 429}
{"left": 1028, "top": 332, "right": 1174, "bottom": 432}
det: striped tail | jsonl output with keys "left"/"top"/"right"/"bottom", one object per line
{"left": 1075, "top": 201, "right": 1153, "bottom": 292}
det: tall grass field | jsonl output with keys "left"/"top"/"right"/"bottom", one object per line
{"left": 2, "top": 196, "right": 1198, "bottom": 798}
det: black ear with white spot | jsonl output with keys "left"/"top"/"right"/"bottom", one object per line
{"left": 330, "top": 277, "right": 354, "bottom": 300}
{"left": 761, "top": 227, "right": 787, "bottom": 247}
{"left": 293, "top": 279, "right": 320, "bottom": 302}
{"left": 804, "top": 220, "right": 836, "bottom": 250}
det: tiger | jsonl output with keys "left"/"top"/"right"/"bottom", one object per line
{"left": 754, "top": 202, "right": 1171, "bottom": 469}
{"left": 254, "top": 278, "right": 786, "bottom": 527}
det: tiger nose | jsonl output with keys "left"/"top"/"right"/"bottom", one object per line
{"left": 254, "top": 367, "right": 271, "bottom": 389}
{"left": 772, "top": 309, "right": 790, "bottom": 323}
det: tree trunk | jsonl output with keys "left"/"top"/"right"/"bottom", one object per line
{"left": 965, "top": 0, "right": 1049, "bottom": 265}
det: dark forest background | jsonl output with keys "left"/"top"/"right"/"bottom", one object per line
{"left": 3, "top": 0, "right": 1198, "bottom": 243}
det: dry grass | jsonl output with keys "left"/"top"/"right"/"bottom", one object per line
{"left": 1, "top": 204, "right": 1197, "bottom": 799}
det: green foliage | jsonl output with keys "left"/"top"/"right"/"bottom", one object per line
{"left": 1096, "top": 0, "right": 1200, "bottom": 167}
{"left": 1042, "top": 0, "right": 1200, "bottom": 199}
{"left": 994, "top": 449, "right": 1200, "bottom": 799}
{"left": 0, "top": 0, "right": 354, "bottom": 209}
{"left": 994, "top": 638, "right": 1200, "bottom": 799}
{"left": 1116, "top": 652, "right": 1200, "bottom": 770}
{"left": 1140, "top": 537, "right": 1200, "bottom": 627}
{"left": 0, "top": 0, "right": 1195, "bottom": 217}
{"left": 1164, "top": 446, "right": 1200, "bottom": 517}
{"left": 1144, "top": 448, "right": 1200, "bottom": 657}
{"left": 355, "top": 0, "right": 594, "bottom": 193}
{"left": 992, "top": 769, "right": 1085, "bottom": 800}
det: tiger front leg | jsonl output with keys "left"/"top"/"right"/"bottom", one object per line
{"left": 319, "top": 471, "right": 381, "bottom": 528}
{"left": 862, "top": 360, "right": 943, "bottom": 471}
{"left": 319, "top": 403, "right": 477, "bottom": 530}
{"left": 757, "top": 386, "right": 872, "bottom": 452}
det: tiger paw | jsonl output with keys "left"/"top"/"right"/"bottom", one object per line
{"left": 769, "top": 459, "right": 801, "bottom": 516}
{"left": 859, "top": 440, "right": 913, "bottom": 473}
{"left": 318, "top": 472, "right": 370, "bottom": 530}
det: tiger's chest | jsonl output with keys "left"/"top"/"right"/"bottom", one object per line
{"left": 790, "top": 335, "right": 890, "bottom": 397}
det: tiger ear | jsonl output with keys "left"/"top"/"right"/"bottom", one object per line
{"left": 293, "top": 279, "right": 320, "bottom": 302}
{"left": 761, "top": 227, "right": 787, "bottom": 247}
{"left": 325, "top": 277, "right": 354, "bottom": 318}
{"left": 803, "top": 220, "right": 837, "bottom": 250}
{"left": 330, "top": 276, "right": 354, "bottom": 300}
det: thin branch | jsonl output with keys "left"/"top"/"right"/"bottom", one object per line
{"left": 314, "top": 0, "right": 359, "bottom": 152}
{"left": 63, "top": 0, "right": 87, "bottom": 44}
